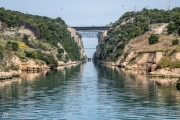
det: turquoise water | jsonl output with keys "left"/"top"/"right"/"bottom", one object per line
{"left": 0, "top": 62, "right": 180, "bottom": 120}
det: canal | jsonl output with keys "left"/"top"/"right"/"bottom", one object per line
{"left": 1, "top": 38, "right": 180, "bottom": 119}
{"left": 0, "top": 62, "right": 180, "bottom": 119}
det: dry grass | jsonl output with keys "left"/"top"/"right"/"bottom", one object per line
{"left": 128, "top": 32, "right": 179, "bottom": 53}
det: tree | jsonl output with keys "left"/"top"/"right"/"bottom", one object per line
{"left": 5, "top": 41, "right": 19, "bottom": 51}
{"left": 178, "top": 27, "right": 180, "bottom": 36}
{"left": 168, "top": 22, "right": 177, "bottom": 34}
{"left": 0, "top": 8, "right": 81, "bottom": 61}
{"left": 12, "top": 42, "right": 19, "bottom": 51}
{"left": 172, "top": 39, "right": 179, "bottom": 45}
{"left": 58, "top": 48, "right": 64, "bottom": 54}
{"left": 149, "top": 34, "right": 159, "bottom": 45}
{"left": 5, "top": 41, "right": 12, "bottom": 50}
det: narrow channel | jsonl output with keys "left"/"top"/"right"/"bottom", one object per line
{"left": 0, "top": 61, "right": 180, "bottom": 119}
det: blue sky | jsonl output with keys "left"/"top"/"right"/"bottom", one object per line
{"left": 0, "top": 0, "right": 180, "bottom": 26}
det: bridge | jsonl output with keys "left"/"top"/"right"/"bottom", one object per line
{"left": 72, "top": 26, "right": 110, "bottom": 32}
{"left": 71, "top": 26, "right": 110, "bottom": 38}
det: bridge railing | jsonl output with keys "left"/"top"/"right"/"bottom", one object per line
{"left": 71, "top": 26, "right": 110, "bottom": 31}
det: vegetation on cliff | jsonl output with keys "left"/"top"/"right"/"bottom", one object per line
{"left": 96, "top": 7, "right": 180, "bottom": 62}
{"left": 0, "top": 41, "right": 20, "bottom": 71}
{"left": 0, "top": 7, "right": 81, "bottom": 61}
{"left": 0, "top": 8, "right": 86, "bottom": 72}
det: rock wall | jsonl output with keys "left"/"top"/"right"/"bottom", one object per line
{"left": 57, "top": 42, "right": 68, "bottom": 57}
{"left": 123, "top": 52, "right": 164, "bottom": 70}
{"left": 0, "top": 55, "right": 50, "bottom": 80}
{"left": 67, "top": 27, "right": 86, "bottom": 59}
{"left": 95, "top": 31, "right": 107, "bottom": 60}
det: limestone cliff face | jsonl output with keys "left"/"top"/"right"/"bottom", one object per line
{"left": 0, "top": 55, "right": 49, "bottom": 80}
{"left": 67, "top": 27, "right": 86, "bottom": 59}
{"left": 95, "top": 31, "right": 107, "bottom": 61}
{"left": 123, "top": 52, "right": 164, "bottom": 70}
{"left": 57, "top": 43, "right": 68, "bottom": 57}
{"left": 95, "top": 23, "right": 180, "bottom": 76}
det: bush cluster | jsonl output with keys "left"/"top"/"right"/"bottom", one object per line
{"left": 0, "top": 7, "right": 81, "bottom": 61}
{"left": 97, "top": 7, "right": 180, "bottom": 61}
{"left": 148, "top": 34, "right": 159, "bottom": 45}
{"left": 25, "top": 50, "right": 58, "bottom": 67}
{"left": 172, "top": 39, "right": 179, "bottom": 45}
{"left": 5, "top": 41, "right": 19, "bottom": 51}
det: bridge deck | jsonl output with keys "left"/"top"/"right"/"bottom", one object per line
{"left": 72, "top": 26, "right": 110, "bottom": 31}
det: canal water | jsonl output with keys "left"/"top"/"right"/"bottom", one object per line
{"left": 0, "top": 62, "right": 180, "bottom": 120}
{"left": 0, "top": 38, "right": 180, "bottom": 120}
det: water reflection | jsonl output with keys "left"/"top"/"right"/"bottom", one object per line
{"left": 0, "top": 63, "right": 180, "bottom": 119}
{"left": 0, "top": 64, "right": 85, "bottom": 113}
{"left": 96, "top": 64, "right": 180, "bottom": 119}
{"left": 21, "top": 71, "right": 48, "bottom": 81}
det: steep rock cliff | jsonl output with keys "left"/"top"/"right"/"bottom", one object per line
{"left": 67, "top": 27, "right": 86, "bottom": 59}
{"left": 95, "top": 23, "right": 180, "bottom": 76}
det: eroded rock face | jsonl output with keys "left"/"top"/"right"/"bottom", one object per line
{"left": 11, "top": 55, "right": 22, "bottom": 69}
{"left": 10, "top": 70, "right": 22, "bottom": 77}
{"left": 150, "top": 52, "right": 180, "bottom": 76}
{"left": 150, "top": 68, "right": 180, "bottom": 77}
{"left": 95, "top": 31, "right": 107, "bottom": 60}
{"left": 0, "top": 21, "right": 2, "bottom": 30}
{"left": 21, "top": 60, "right": 49, "bottom": 71}
{"left": 170, "top": 52, "right": 180, "bottom": 61}
{"left": 58, "top": 60, "right": 81, "bottom": 66}
{"left": 0, "top": 72, "right": 12, "bottom": 80}
{"left": 121, "top": 52, "right": 164, "bottom": 70}
{"left": 67, "top": 27, "right": 86, "bottom": 59}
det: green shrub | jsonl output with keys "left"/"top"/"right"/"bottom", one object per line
{"left": 167, "top": 22, "right": 177, "bottom": 34}
{"left": 56, "top": 53, "right": 63, "bottom": 61}
{"left": 0, "top": 45, "right": 4, "bottom": 60}
{"left": 104, "top": 36, "right": 109, "bottom": 43}
{"left": 10, "top": 63, "right": 19, "bottom": 70}
{"left": 170, "top": 61, "right": 180, "bottom": 68}
{"left": 5, "top": 41, "right": 19, "bottom": 51}
{"left": 117, "top": 49, "right": 124, "bottom": 56}
{"left": 58, "top": 48, "right": 64, "bottom": 54}
{"left": 110, "top": 54, "right": 116, "bottom": 62}
{"left": 178, "top": 28, "right": 180, "bottom": 36}
{"left": 5, "top": 41, "right": 12, "bottom": 50}
{"left": 64, "top": 54, "right": 69, "bottom": 62}
{"left": 12, "top": 42, "right": 19, "bottom": 51}
{"left": 106, "top": 45, "right": 114, "bottom": 54}
{"left": 149, "top": 34, "right": 159, "bottom": 45}
{"left": 172, "top": 39, "right": 179, "bottom": 45}
{"left": 31, "top": 51, "right": 38, "bottom": 59}
{"left": 25, "top": 50, "right": 58, "bottom": 67}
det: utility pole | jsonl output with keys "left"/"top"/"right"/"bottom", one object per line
{"left": 134, "top": 6, "right": 137, "bottom": 23}
{"left": 169, "top": 0, "right": 170, "bottom": 10}
{"left": 122, "top": 5, "right": 124, "bottom": 15}
{"left": 134, "top": 6, "right": 137, "bottom": 12}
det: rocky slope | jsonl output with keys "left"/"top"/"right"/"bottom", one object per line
{"left": 94, "top": 8, "right": 180, "bottom": 77}
{"left": 95, "top": 23, "right": 180, "bottom": 77}
{"left": 0, "top": 23, "right": 86, "bottom": 80}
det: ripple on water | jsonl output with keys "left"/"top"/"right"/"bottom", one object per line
{"left": 1, "top": 63, "right": 180, "bottom": 119}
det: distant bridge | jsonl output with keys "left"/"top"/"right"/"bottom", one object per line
{"left": 71, "top": 26, "right": 110, "bottom": 38}
{"left": 72, "top": 26, "right": 110, "bottom": 32}
{"left": 84, "top": 48, "right": 96, "bottom": 49}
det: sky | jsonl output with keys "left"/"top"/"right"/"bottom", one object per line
{"left": 0, "top": 0, "right": 180, "bottom": 57}
{"left": 0, "top": 0, "right": 180, "bottom": 26}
